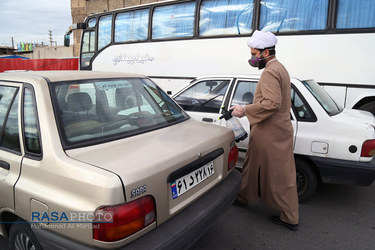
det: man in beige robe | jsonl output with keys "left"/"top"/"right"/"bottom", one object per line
{"left": 231, "top": 30, "right": 299, "bottom": 231}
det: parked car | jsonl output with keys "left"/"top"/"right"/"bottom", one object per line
{"left": 173, "top": 75, "right": 375, "bottom": 201}
{"left": 0, "top": 71, "right": 241, "bottom": 249}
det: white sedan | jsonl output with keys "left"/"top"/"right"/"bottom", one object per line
{"left": 174, "top": 75, "right": 375, "bottom": 201}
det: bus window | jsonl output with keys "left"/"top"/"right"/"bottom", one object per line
{"left": 88, "top": 18, "right": 96, "bottom": 28}
{"left": 82, "top": 31, "right": 95, "bottom": 53}
{"left": 81, "top": 31, "right": 96, "bottom": 67}
{"left": 259, "top": 0, "right": 329, "bottom": 32}
{"left": 152, "top": 2, "right": 195, "bottom": 39}
{"left": 115, "top": 9, "right": 149, "bottom": 42}
{"left": 98, "top": 15, "right": 112, "bottom": 50}
{"left": 336, "top": 0, "right": 375, "bottom": 29}
{"left": 199, "top": 0, "right": 254, "bottom": 37}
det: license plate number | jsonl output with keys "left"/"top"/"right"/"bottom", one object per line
{"left": 171, "top": 161, "right": 214, "bottom": 199}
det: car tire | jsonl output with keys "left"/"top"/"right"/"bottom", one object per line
{"left": 9, "top": 220, "right": 43, "bottom": 250}
{"left": 295, "top": 157, "right": 318, "bottom": 202}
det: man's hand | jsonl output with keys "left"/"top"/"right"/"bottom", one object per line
{"left": 230, "top": 105, "right": 246, "bottom": 118}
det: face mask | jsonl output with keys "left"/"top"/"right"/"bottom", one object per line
{"left": 248, "top": 50, "right": 268, "bottom": 70}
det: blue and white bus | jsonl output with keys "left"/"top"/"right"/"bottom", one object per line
{"left": 65, "top": 0, "right": 375, "bottom": 114}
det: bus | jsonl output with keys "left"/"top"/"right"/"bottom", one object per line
{"left": 65, "top": 0, "right": 375, "bottom": 114}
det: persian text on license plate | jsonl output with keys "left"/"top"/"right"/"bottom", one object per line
{"left": 171, "top": 161, "right": 214, "bottom": 199}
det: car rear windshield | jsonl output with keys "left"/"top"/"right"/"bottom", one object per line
{"left": 51, "top": 77, "right": 188, "bottom": 148}
{"left": 302, "top": 80, "right": 342, "bottom": 116}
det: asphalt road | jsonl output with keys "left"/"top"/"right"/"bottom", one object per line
{"left": 191, "top": 181, "right": 375, "bottom": 250}
{"left": 1, "top": 180, "right": 374, "bottom": 250}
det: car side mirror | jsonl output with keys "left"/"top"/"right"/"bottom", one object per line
{"left": 64, "top": 34, "right": 70, "bottom": 47}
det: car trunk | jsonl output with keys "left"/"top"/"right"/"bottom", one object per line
{"left": 65, "top": 118, "right": 234, "bottom": 225}
{"left": 333, "top": 108, "right": 375, "bottom": 127}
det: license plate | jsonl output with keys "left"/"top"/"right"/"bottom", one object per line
{"left": 171, "top": 161, "right": 214, "bottom": 199}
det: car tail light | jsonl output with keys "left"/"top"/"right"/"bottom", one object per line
{"left": 361, "top": 140, "right": 375, "bottom": 157}
{"left": 228, "top": 145, "right": 239, "bottom": 171}
{"left": 93, "top": 195, "right": 156, "bottom": 242}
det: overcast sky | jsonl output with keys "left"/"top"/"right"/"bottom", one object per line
{"left": 0, "top": 0, "right": 72, "bottom": 48}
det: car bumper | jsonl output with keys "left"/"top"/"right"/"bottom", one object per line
{"left": 309, "top": 156, "right": 375, "bottom": 186}
{"left": 32, "top": 170, "right": 242, "bottom": 250}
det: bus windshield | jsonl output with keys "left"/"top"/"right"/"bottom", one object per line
{"left": 302, "top": 80, "right": 343, "bottom": 116}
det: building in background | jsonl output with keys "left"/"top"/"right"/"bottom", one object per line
{"left": 0, "top": 46, "right": 14, "bottom": 56}
{"left": 18, "top": 46, "right": 74, "bottom": 59}
{"left": 1, "top": 44, "right": 74, "bottom": 59}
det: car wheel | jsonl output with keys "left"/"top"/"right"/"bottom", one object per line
{"left": 295, "top": 158, "right": 318, "bottom": 202}
{"left": 9, "top": 220, "right": 43, "bottom": 250}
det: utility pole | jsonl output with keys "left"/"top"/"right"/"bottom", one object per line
{"left": 49, "top": 30, "right": 53, "bottom": 46}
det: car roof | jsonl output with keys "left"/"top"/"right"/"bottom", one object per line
{"left": 0, "top": 70, "right": 146, "bottom": 83}
{"left": 192, "top": 74, "right": 309, "bottom": 82}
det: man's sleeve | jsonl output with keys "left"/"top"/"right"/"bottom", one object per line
{"left": 244, "top": 70, "right": 282, "bottom": 125}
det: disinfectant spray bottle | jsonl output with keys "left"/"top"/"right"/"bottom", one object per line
{"left": 219, "top": 109, "right": 248, "bottom": 142}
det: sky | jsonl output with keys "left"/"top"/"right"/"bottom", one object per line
{"left": 0, "top": 0, "right": 72, "bottom": 48}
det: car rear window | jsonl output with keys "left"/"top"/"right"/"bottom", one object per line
{"left": 302, "top": 80, "right": 342, "bottom": 116}
{"left": 51, "top": 77, "right": 188, "bottom": 148}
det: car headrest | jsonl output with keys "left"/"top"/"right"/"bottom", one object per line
{"left": 67, "top": 92, "right": 93, "bottom": 112}
{"left": 242, "top": 92, "right": 254, "bottom": 104}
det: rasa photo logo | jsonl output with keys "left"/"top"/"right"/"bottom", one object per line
{"left": 30, "top": 211, "right": 113, "bottom": 228}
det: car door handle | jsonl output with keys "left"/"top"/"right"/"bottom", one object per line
{"left": 0, "top": 160, "right": 10, "bottom": 170}
{"left": 202, "top": 118, "right": 213, "bottom": 123}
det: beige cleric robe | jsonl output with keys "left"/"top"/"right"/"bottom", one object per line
{"left": 237, "top": 59, "right": 299, "bottom": 225}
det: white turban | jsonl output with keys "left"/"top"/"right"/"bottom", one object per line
{"left": 247, "top": 30, "right": 278, "bottom": 49}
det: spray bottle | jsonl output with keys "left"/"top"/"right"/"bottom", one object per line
{"left": 219, "top": 109, "right": 248, "bottom": 142}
